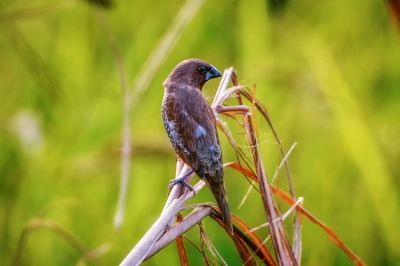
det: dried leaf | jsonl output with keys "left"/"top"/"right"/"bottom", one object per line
{"left": 176, "top": 215, "right": 189, "bottom": 266}
{"left": 224, "top": 161, "right": 257, "bottom": 182}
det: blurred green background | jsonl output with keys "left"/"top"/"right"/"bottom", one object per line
{"left": 1, "top": 0, "right": 400, "bottom": 265}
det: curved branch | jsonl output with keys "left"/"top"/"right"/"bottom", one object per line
{"left": 120, "top": 178, "right": 205, "bottom": 266}
{"left": 144, "top": 206, "right": 212, "bottom": 260}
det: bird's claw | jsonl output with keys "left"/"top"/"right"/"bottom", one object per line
{"left": 168, "top": 178, "right": 196, "bottom": 195}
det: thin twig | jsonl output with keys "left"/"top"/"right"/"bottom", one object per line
{"left": 128, "top": 0, "right": 205, "bottom": 106}
{"left": 248, "top": 197, "right": 304, "bottom": 233}
{"left": 96, "top": 8, "right": 131, "bottom": 232}
{"left": 271, "top": 142, "right": 297, "bottom": 185}
{"left": 237, "top": 180, "right": 257, "bottom": 209}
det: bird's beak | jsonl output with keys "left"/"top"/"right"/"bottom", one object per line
{"left": 205, "top": 65, "right": 222, "bottom": 81}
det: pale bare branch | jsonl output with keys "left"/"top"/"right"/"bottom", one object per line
{"left": 144, "top": 206, "right": 212, "bottom": 260}
{"left": 120, "top": 160, "right": 206, "bottom": 265}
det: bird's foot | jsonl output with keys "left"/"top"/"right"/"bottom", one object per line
{"left": 168, "top": 169, "right": 195, "bottom": 194}
{"left": 169, "top": 179, "right": 195, "bottom": 194}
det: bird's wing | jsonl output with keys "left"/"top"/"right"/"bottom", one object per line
{"left": 165, "top": 87, "right": 223, "bottom": 178}
{"left": 162, "top": 94, "right": 192, "bottom": 163}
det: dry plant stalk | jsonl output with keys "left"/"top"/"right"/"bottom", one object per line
{"left": 120, "top": 68, "right": 366, "bottom": 266}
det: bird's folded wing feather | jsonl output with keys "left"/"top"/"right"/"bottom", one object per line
{"left": 163, "top": 87, "right": 223, "bottom": 177}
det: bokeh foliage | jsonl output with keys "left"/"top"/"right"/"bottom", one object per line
{"left": 1, "top": 0, "right": 400, "bottom": 265}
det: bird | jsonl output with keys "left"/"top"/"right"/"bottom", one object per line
{"left": 161, "top": 59, "right": 233, "bottom": 233}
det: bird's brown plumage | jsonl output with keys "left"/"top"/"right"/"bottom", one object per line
{"left": 162, "top": 59, "right": 233, "bottom": 233}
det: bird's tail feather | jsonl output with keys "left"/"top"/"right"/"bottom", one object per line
{"left": 206, "top": 176, "right": 233, "bottom": 234}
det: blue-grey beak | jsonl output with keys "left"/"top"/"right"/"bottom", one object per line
{"left": 205, "top": 65, "right": 222, "bottom": 81}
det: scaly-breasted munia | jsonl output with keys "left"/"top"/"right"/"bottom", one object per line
{"left": 162, "top": 59, "right": 233, "bottom": 232}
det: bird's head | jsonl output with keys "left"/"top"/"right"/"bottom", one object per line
{"left": 163, "top": 59, "right": 222, "bottom": 90}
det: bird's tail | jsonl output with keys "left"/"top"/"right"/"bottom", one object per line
{"left": 206, "top": 175, "right": 233, "bottom": 234}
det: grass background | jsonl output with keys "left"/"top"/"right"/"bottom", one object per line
{"left": 1, "top": 0, "right": 400, "bottom": 265}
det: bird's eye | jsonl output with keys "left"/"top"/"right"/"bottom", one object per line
{"left": 198, "top": 65, "right": 209, "bottom": 74}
